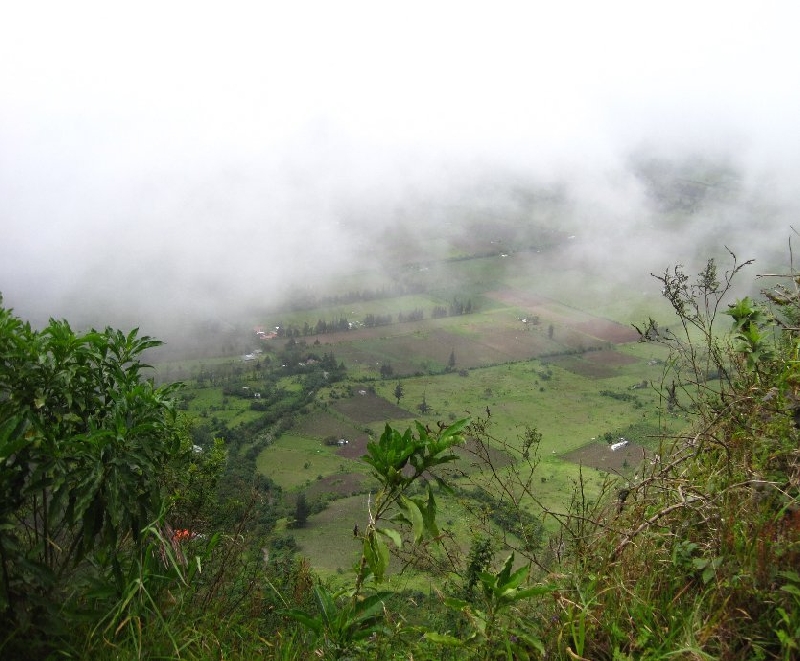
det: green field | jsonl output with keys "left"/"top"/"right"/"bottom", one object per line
{"left": 174, "top": 232, "right": 690, "bottom": 574}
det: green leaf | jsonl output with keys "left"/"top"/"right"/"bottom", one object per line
{"left": 281, "top": 608, "right": 324, "bottom": 635}
{"left": 444, "top": 597, "right": 469, "bottom": 611}
{"left": 499, "top": 563, "right": 529, "bottom": 593}
{"left": 364, "top": 533, "right": 390, "bottom": 583}
{"left": 778, "top": 570, "right": 800, "bottom": 583}
{"left": 0, "top": 414, "right": 29, "bottom": 461}
{"left": 376, "top": 526, "right": 402, "bottom": 548}
{"left": 424, "top": 631, "right": 464, "bottom": 646}
{"left": 421, "top": 487, "right": 440, "bottom": 538}
{"left": 442, "top": 417, "right": 469, "bottom": 438}
{"left": 350, "top": 591, "right": 390, "bottom": 620}
{"left": 374, "top": 533, "right": 389, "bottom": 583}
{"left": 400, "top": 496, "right": 424, "bottom": 544}
{"left": 313, "top": 585, "right": 337, "bottom": 627}
{"left": 506, "top": 585, "right": 555, "bottom": 602}
{"left": 495, "top": 553, "right": 515, "bottom": 587}
{"left": 780, "top": 584, "right": 800, "bottom": 597}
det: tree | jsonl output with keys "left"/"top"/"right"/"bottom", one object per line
{"left": 666, "top": 379, "right": 678, "bottom": 411}
{"left": 0, "top": 296, "right": 185, "bottom": 647}
{"left": 417, "top": 392, "right": 431, "bottom": 414}
{"left": 548, "top": 324, "right": 554, "bottom": 339}
{"left": 294, "top": 492, "right": 310, "bottom": 528}
{"left": 380, "top": 362, "right": 394, "bottom": 378}
{"left": 448, "top": 348, "right": 456, "bottom": 371}
{"left": 394, "top": 381, "right": 404, "bottom": 406}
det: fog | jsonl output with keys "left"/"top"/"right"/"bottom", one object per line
{"left": 2, "top": 2, "right": 799, "bottom": 339}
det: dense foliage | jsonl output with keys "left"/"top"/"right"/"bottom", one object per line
{"left": 3, "top": 247, "right": 800, "bottom": 658}
{"left": 0, "top": 298, "right": 188, "bottom": 655}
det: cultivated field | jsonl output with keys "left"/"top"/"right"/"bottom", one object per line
{"left": 173, "top": 227, "right": 689, "bottom": 574}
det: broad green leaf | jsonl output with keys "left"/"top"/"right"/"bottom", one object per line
{"left": 373, "top": 533, "right": 390, "bottom": 583}
{"left": 444, "top": 597, "right": 469, "bottom": 610}
{"left": 350, "top": 591, "right": 390, "bottom": 619}
{"left": 313, "top": 585, "right": 337, "bottom": 627}
{"left": 504, "top": 584, "right": 555, "bottom": 603}
{"left": 499, "top": 563, "right": 529, "bottom": 593}
{"left": 281, "top": 608, "right": 324, "bottom": 634}
{"left": 350, "top": 624, "right": 388, "bottom": 641}
{"left": 363, "top": 534, "right": 388, "bottom": 583}
{"left": 780, "top": 583, "right": 800, "bottom": 597}
{"left": 0, "top": 415, "right": 29, "bottom": 461}
{"left": 442, "top": 417, "right": 469, "bottom": 438}
{"left": 514, "top": 632, "right": 546, "bottom": 655}
{"left": 388, "top": 512, "right": 412, "bottom": 527}
{"left": 496, "top": 553, "right": 515, "bottom": 586}
{"left": 376, "top": 526, "right": 402, "bottom": 548}
{"left": 400, "top": 496, "right": 424, "bottom": 544}
{"left": 778, "top": 570, "right": 800, "bottom": 583}
{"left": 422, "top": 487, "right": 439, "bottom": 538}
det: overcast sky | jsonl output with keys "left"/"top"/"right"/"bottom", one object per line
{"left": 2, "top": 2, "right": 799, "bottom": 330}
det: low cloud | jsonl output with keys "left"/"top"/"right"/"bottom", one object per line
{"left": 1, "top": 3, "right": 798, "bottom": 335}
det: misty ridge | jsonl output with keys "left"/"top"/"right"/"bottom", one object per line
{"left": 4, "top": 149, "right": 796, "bottom": 354}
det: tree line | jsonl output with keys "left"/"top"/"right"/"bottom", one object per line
{"left": 273, "top": 298, "right": 477, "bottom": 338}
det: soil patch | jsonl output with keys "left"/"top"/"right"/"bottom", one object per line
{"left": 335, "top": 433, "right": 370, "bottom": 460}
{"left": 542, "top": 349, "right": 638, "bottom": 378}
{"left": 295, "top": 411, "right": 362, "bottom": 440}
{"left": 562, "top": 442, "right": 650, "bottom": 474}
{"left": 573, "top": 319, "right": 640, "bottom": 344}
{"left": 333, "top": 391, "right": 413, "bottom": 424}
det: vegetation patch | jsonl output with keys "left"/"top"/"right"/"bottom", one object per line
{"left": 304, "top": 473, "right": 370, "bottom": 500}
{"left": 290, "top": 495, "right": 366, "bottom": 573}
{"left": 583, "top": 348, "right": 639, "bottom": 366}
{"left": 450, "top": 436, "right": 516, "bottom": 473}
{"left": 541, "top": 354, "right": 617, "bottom": 378}
{"left": 256, "top": 435, "right": 352, "bottom": 490}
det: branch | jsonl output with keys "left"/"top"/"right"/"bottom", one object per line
{"left": 611, "top": 497, "right": 702, "bottom": 561}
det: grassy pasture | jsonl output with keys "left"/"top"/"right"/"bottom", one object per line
{"left": 182, "top": 386, "right": 264, "bottom": 426}
{"left": 371, "top": 354, "right": 677, "bottom": 452}
{"left": 266, "top": 336, "right": 684, "bottom": 567}
{"left": 288, "top": 494, "right": 367, "bottom": 574}
{"left": 256, "top": 434, "right": 368, "bottom": 491}
{"left": 174, "top": 235, "right": 692, "bottom": 575}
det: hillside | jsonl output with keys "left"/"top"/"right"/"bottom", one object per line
{"left": 3, "top": 239, "right": 800, "bottom": 658}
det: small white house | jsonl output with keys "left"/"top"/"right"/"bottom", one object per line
{"left": 610, "top": 439, "right": 629, "bottom": 452}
